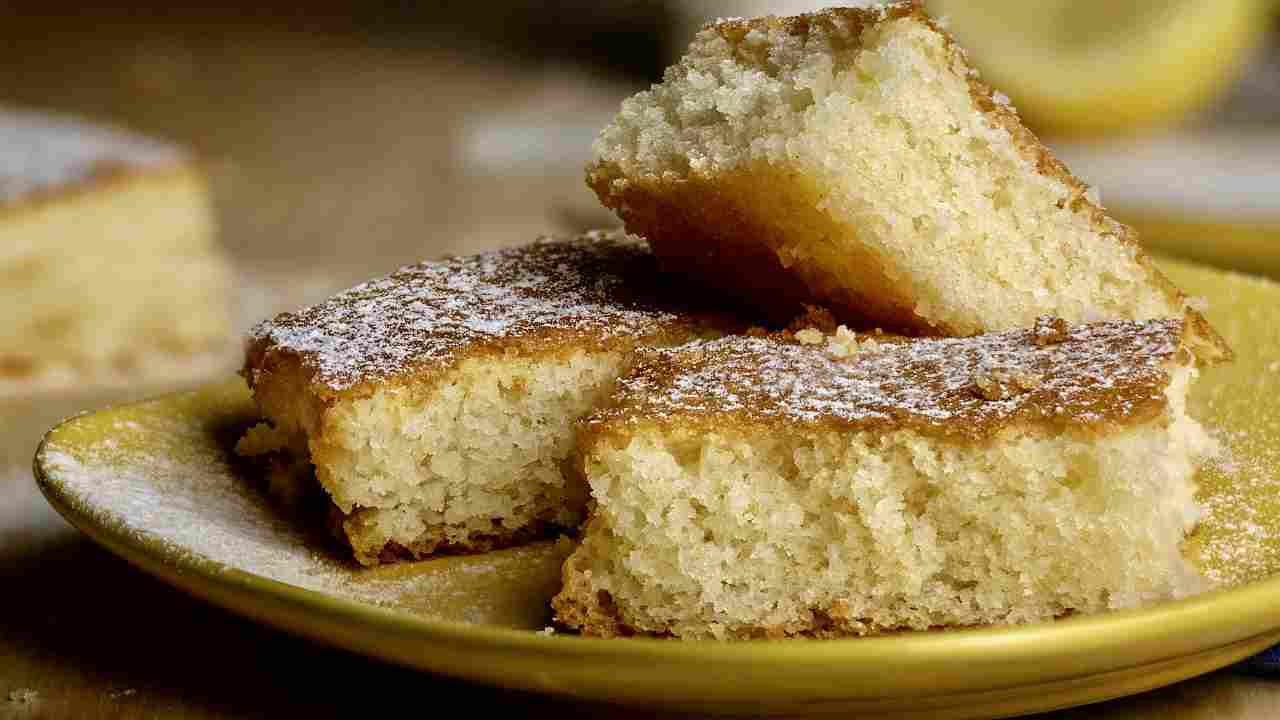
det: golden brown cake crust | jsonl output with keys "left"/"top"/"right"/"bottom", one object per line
{"left": 587, "top": 2, "right": 1230, "bottom": 362}
{"left": 582, "top": 317, "right": 1190, "bottom": 445}
{"left": 243, "top": 232, "right": 739, "bottom": 402}
{"left": 332, "top": 505, "right": 560, "bottom": 566}
{"left": 242, "top": 233, "right": 747, "bottom": 566}
{"left": 552, "top": 514, "right": 652, "bottom": 639}
{"left": 710, "top": 0, "right": 915, "bottom": 44}
{"left": 590, "top": 164, "right": 926, "bottom": 331}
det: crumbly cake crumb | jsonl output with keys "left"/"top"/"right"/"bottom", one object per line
{"left": 794, "top": 327, "right": 825, "bottom": 345}
{"left": 587, "top": 2, "right": 1228, "bottom": 361}
{"left": 556, "top": 319, "right": 1213, "bottom": 639}
{"left": 1032, "top": 316, "right": 1069, "bottom": 345}
{"left": 827, "top": 325, "right": 877, "bottom": 358}
{"left": 971, "top": 366, "right": 1043, "bottom": 401}
{"left": 241, "top": 233, "right": 738, "bottom": 565}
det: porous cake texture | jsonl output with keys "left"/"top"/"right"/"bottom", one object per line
{"left": 553, "top": 318, "right": 1216, "bottom": 639}
{"left": 1, "top": 107, "right": 231, "bottom": 383}
{"left": 588, "top": 2, "right": 1228, "bottom": 362}
{"left": 239, "top": 232, "right": 736, "bottom": 566}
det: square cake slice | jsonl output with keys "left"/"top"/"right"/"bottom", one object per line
{"left": 1, "top": 107, "right": 232, "bottom": 388}
{"left": 553, "top": 318, "right": 1216, "bottom": 639}
{"left": 588, "top": 2, "right": 1228, "bottom": 362}
{"left": 240, "top": 232, "right": 737, "bottom": 566}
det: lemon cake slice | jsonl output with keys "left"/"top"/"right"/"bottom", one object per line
{"left": 588, "top": 2, "right": 1228, "bottom": 361}
{"left": 239, "top": 232, "right": 737, "bottom": 566}
{"left": 553, "top": 317, "right": 1215, "bottom": 639}
{"left": 1, "top": 107, "right": 232, "bottom": 388}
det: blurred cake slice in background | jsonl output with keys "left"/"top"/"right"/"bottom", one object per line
{"left": 0, "top": 107, "right": 233, "bottom": 393}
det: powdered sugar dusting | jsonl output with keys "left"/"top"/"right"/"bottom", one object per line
{"left": 1, "top": 107, "right": 185, "bottom": 206}
{"left": 249, "top": 232, "right": 713, "bottom": 392}
{"left": 1189, "top": 425, "right": 1280, "bottom": 587}
{"left": 36, "top": 389, "right": 569, "bottom": 628}
{"left": 1158, "top": 257, "right": 1280, "bottom": 588}
{"left": 595, "top": 319, "right": 1184, "bottom": 439}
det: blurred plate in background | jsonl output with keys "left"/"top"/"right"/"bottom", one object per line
{"left": 1056, "top": 132, "right": 1280, "bottom": 279}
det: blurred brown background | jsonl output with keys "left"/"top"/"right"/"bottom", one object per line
{"left": 3, "top": 2, "right": 1280, "bottom": 718}
{"left": 2, "top": 1, "right": 1275, "bottom": 290}
{"left": 3, "top": 1, "right": 677, "bottom": 288}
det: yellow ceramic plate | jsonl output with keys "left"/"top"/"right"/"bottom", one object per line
{"left": 33, "top": 257, "right": 1280, "bottom": 719}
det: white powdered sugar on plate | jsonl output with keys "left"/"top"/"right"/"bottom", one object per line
{"left": 1193, "top": 427, "right": 1280, "bottom": 587}
{"left": 37, "top": 393, "right": 568, "bottom": 629}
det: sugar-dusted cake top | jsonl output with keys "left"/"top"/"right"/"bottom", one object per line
{"left": 591, "top": 1, "right": 936, "bottom": 181}
{"left": 0, "top": 107, "right": 187, "bottom": 208}
{"left": 710, "top": 1, "right": 910, "bottom": 40}
{"left": 246, "top": 233, "right": 730, "bottom": 394}
{"left": 586, "top": 318, "right": 1190, "bottom": 441}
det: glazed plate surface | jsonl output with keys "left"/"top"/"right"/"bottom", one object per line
{"left": 34, "top": 257, "right": 1280, "bottom": 718}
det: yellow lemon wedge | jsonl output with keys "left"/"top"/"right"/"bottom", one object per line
{"left": 927, "top": 0, "right": 1274, "bottom": 137}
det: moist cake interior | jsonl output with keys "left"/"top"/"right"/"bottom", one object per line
{"left": 588, "top": 3, "right": 1227, "bottom": 362}
{"left": 554, "top": 320, "right": 1215, "bottom": 638}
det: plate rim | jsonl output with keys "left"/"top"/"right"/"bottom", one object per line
{"left": 31, "top": 378, "right": 1280, "bottom": 709}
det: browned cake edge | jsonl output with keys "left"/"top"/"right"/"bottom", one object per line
{"left": 242, "top": 308, "right": 727, "bottom": 405}
{"left": 242, "top": 318, "right": 734, "bottom": 566}
{"left": 336, "top": 509, "right": 567, "bottom": 567}
{"left": 586, "top": 1, "right": 1230, "bottom": 363}
{"left": 581, "top": 319, "right": 1190, "bottom": 447}
{"left": 552, "top": 513, "right": 655, "bottom": 639}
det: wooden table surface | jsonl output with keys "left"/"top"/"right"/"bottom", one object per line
{"left": 3, "top": 11, "right": 1279, "bottom": 719}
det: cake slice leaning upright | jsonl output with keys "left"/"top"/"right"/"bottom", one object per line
{"left": 554, "top": 318, "right": 1217, "bottom": 639}
{"left": 588, "top": 1, "right": 1229, "bottom": 363}
{"left": 239, "top": 232, "right": 738, "bottom": 566}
